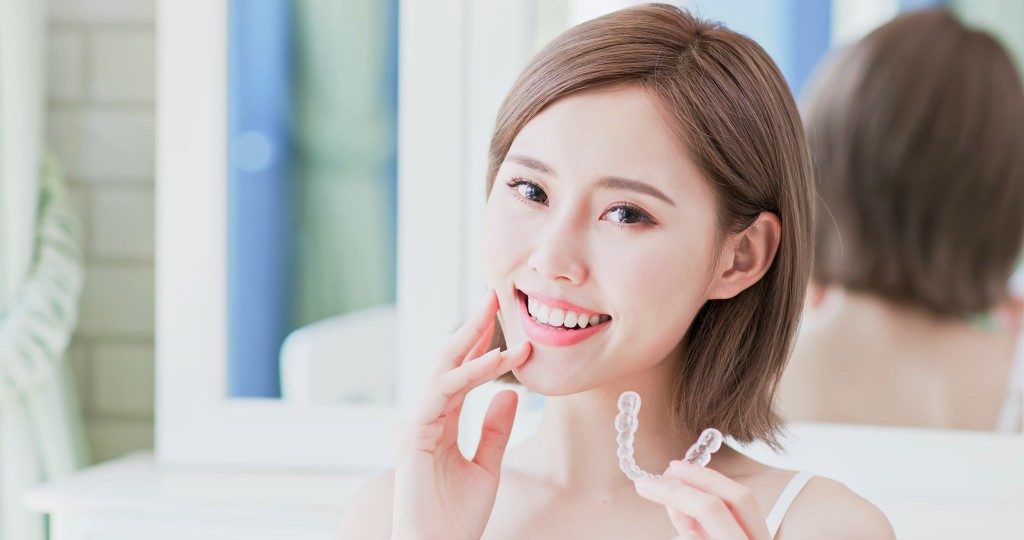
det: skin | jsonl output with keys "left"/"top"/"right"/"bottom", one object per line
{"left": 338, "top": 87, "right": 894, "bottom": 539}
{"left": 780, "top": 284, "right": 1022, "bottom": 430}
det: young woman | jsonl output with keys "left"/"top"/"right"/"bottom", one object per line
{"left": 341, "top": 4, "right": 893, "bottom": 538}
{"left": 779, "top": 9, "right": 1024, "bottom": 432}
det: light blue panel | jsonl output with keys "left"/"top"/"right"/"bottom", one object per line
{"left": 785, "top": 0, "right": 831, "bottom": 99}
{"left": 227, "top": 0, "right": 293, "bottom": 398}
{"left": 384, "top": 0, "right": 399, "bottom": 300}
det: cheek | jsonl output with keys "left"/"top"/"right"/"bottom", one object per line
{"left": 609, "top": 229, "right": 717, "bottom": 326}
{"left": 482, "top": 201, "right": 525, "bottom": 282}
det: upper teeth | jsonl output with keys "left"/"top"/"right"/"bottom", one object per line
{"left": 528, "top": 296, "right": 609, "bottom": 329}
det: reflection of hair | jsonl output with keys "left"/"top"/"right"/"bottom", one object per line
{"left": 486, "top": 3, "right": 813, "bottom": 449}
{"left": 805, "top": 9, "right": 1024, "bottom": 317}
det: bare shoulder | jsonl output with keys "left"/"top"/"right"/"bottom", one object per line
{"left": 777, "top": 330, "right": 842, "bottom": 422}
{"left": 335, "top": 468, "right": 395, "bottom": 540}
{"left": 777, "top": 476, "right": 895, "bottom": 540}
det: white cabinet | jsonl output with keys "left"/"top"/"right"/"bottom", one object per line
{"left": 25, "top": 453, "right": 371, "bottom": 540}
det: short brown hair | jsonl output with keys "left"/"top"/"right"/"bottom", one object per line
{"left": 485, "top": 3, "right": 813, "bottom": 449}
{"left": 804, "top": 9, "right": 1024, "bottom": 317}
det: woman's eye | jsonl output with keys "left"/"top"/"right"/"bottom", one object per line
{"left": 505, "top": 177, "right": 655, "bottom": 226}
{"left": 506, "top": 178, "right": 548, "bottom": 204}
{"left": 604, "top": 205, "right": 655, "bottom": 225}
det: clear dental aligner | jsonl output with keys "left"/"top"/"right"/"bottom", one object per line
{"left": 615, "top": 390, "right": 724, "bottom": 481}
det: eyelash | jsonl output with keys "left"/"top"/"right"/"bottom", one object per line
{"left": 504, "top": 177, "right": 657, "bottom": 227}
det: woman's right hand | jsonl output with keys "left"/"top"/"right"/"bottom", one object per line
{"left": 391, "top": 289, "right": 532, "bottom": 540}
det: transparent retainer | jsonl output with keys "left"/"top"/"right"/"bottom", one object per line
{"left": 616, "top": 390, "right": 723, "bottom": 481}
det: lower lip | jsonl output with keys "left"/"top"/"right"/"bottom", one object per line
{"left": 518, "top": 291, "right": 611, "bottom": 347}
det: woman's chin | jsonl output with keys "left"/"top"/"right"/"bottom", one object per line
{"left": 510, "top": 356, "right": 588, "bottom": 397}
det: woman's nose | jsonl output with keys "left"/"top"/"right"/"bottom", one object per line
{"left": 527, "top": 216, "right": 588, "bottom": 285}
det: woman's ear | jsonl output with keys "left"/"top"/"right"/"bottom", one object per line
{"left": 706, "top": 212, "right": 781, "bottom": 300}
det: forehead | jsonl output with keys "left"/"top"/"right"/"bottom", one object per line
{"left": 506, "top": 86, "right": 703, "bottom": 190}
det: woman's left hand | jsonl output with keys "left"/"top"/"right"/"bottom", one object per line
{"left": 634, "top": 460, "right": 771, "bottom": 540}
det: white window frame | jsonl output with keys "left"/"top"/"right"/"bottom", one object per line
{"left": 155, "top": 0, "right": 534, "bottom": 470}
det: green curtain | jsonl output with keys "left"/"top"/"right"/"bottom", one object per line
{"left": 0, "top": 155, "right": 90, "bottom": 539}
{"left": 290, "top": 0, "right": 396, "bottom": 329}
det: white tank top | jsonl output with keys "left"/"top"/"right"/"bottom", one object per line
{"left": 764, "top": 471, "right": 814, "bottom": 538}
{"left": 996, "top": 329, "right": 1024, "bottom": 432}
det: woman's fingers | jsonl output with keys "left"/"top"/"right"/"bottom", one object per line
{"left": 472, "top": 390, "right": 519, "bottom": 477}
{"left": 635, "top": 475, "right": 748, "bottom": 540}
{"left": 665, "top": 461, "right": 769, "bottom": 539}
{"left": 439, "top": 341, "right": 531, "bottom": 416}
{"left": 412, "top": 346, "right": 501, "bottom": 427}
{"left": 411, "top": 341, "right": 530, "bottom": 428}
{"left": 667, "top": 508, "right": 705, "bottom": 539}
{"left": 462, "top": 316, "right": 496, "bottom": 367}
{"left": 671, "top": 531, "right": 706, "bottom": 540}
{"left": 431, "top": 289, "right": 500, "bottom": 379}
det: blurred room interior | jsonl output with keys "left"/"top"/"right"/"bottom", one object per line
{"left": 0, "top": 0, "right": 1022, "bottom": 539}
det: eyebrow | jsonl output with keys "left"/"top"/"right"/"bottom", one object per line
{"left": 505, "top": 153, "right": 676, "bottom": 207}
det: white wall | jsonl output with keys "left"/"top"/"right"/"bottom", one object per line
{"left": 47, "top": 0, "right": 156, "bottom": 463}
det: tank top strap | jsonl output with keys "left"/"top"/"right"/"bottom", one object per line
{"left": 764, "top": 471, "right": 814, "bottom": 538}
{"left": 996, "top": 324, "right": 1024, "bottom": 432}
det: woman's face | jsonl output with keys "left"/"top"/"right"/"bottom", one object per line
{"left": 483, "top": 86, "right": 722, "bottom": 395}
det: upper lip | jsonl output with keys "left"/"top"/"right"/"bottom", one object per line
{"left": 518, "top": 288, "right": 608, "bottom": 317}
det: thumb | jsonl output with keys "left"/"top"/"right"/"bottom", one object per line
{"left": 472, "top": 390, "right": 519, "bottom": 477}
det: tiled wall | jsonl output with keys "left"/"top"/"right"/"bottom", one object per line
{"left": 48, "top": 0, "right": 156, "bottom": 463}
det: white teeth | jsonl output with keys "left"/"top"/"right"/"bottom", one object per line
{"left": 536, "top": 303, "right": 551, "bottom": 324}
{"left": 526, "top": 294, "right": 607, "bottom": 329}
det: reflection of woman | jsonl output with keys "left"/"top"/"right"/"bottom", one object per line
{"left": 341, "top": 4, "right": 892, "bottom": 538}
{"left": 780, "top": 9, "right": 1024, "bottom": 432}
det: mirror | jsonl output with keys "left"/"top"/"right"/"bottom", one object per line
{"left": 224, "top": 0, "right": 400, "bottom": 402}
{"left": 216, "top": 0, "right": 856, "bottom": 406}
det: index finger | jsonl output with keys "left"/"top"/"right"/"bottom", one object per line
{"left": 431, "top": 289, "right": 500, "bottom": 378}
{"left": 665, "top": 461, "right": 769, "bottom": 540}
{"left": 635, "top": 476, "right": 747, "bottom": 539}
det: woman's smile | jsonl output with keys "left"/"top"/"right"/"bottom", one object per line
{"left": 517, "top": 289, "right": 612, "bottom": 346}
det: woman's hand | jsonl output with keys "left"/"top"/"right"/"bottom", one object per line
{"left": 392, "top": 289, "right": 532, "bottom": 540}
{"left": 635, "top": 460, "right": 771, "bottom": 540}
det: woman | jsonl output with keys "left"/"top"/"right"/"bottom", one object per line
{"left": 780, "top": 9, "right": 1024, "bottom": 432}
{"left": 341, "top": 4, "right": 892, "bottom": 538}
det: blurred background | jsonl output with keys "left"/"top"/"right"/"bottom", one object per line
{"left": 36, "top": 0, "right": 1024, "bottom": 463}
{"left": 1, "top": 0, "right": 1022, "bottom": 539}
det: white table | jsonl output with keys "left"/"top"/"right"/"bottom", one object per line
{"left": 24, "top": 452, "right": 372, "bottom": 540}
